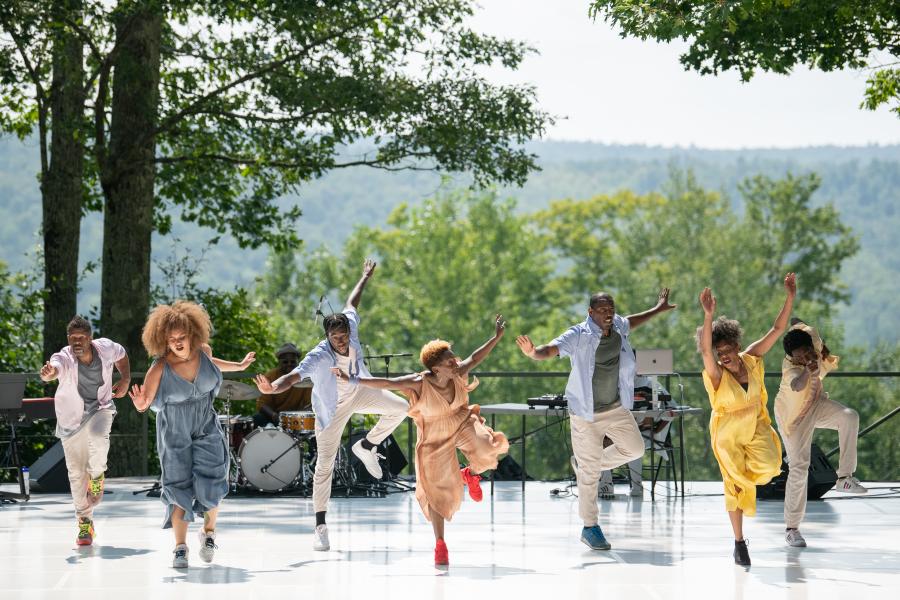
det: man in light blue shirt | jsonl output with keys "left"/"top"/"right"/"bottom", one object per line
{"left": 517, "top": 288, "right": 676, "bottom": 550}
{"left": 255, "top": 259, "right": 408, "bottom": 552}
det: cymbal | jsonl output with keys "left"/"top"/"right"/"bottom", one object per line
{"left": 216, "top": 380, "right": 260, "bottom": 400}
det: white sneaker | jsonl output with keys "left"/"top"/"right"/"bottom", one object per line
{"left": 351, "top": 439, "right": 384, "bottom": 479}
{"left": 198, "top": 529, "right": 217, "bottom": 563}
{"left": 785, "top": 529, "right": 807, "bottom": 547}
{"left": 172, "top": 543, "right": 189, "bottom": 568}
{"left": 313, "top": 524, "right": 330, "bottom": 551}
{"left": 598, "top": 482, "right": 614, "bottom": 499}
{"left": 834, "top": 476, "right": 867, "bottom": 494}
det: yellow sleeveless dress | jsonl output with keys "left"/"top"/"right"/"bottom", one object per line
{"left": 702, "top": 353, "right": 782, "bottom": 515}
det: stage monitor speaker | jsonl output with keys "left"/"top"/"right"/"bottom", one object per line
{"left": 29, "top": 440, "right": 71, "bottom": 493}
{"left": 347, "top": 431, "right": 408, "bottom": 483}
{"left": 757, "top": 443, "right": 837, "bottom": 501}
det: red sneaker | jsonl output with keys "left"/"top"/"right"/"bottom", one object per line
{"left": 434, "top": 539, "right": 449, "bottom": 565}
{"left": 76, "top": 518, "right": 94, "bottom": 546}
{"left": 461, "top": 466, "right": 483, "bottom": 502}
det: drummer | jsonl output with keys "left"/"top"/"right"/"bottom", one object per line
{"left": 252, "top": 343, "right": 312, "bottom": 427}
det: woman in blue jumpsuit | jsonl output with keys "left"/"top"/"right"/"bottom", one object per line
{"left": 130, "top": 301, "right": 256, "bottom": 568}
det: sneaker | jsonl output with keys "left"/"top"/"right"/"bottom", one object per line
{"left": 461, "top": 467, "right": 483, "bottom": 502}
{"left": 198, "top": 529, "right": 217, "bottom": 563}
{"left": 313, "top": 524, "right": 330, "bottom": 551}
{"left": 785, "top": 529, "right": 807, "bottom": 548}
{"left": 173, "top": 543, "right": 189, "bottom": 568}
{"left": 351, "top": 439, "right": 384, "bottom": 479}
{"left": 434, "top": 539, "right": 449, "bottom": 565}
{"left": 88, "top": 473, "right": 105, "bottom": 505}
{"left": 834, "top": 476, "right": 867, "bottom": 494}
{"left": 76, "top": 518, "right": 94, "bottom": 546}
{"left": 598, "top": 481, "right": 615, "bottom": 499}
{"left": 733, "top": 539, "right": 751, "bottom": 566}
{"left": 580, "top": 525, "right": 611, "bottom": 550}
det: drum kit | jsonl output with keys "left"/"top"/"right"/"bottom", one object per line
{"left": 216, "top": 380, "right": 356, "bottom": 494}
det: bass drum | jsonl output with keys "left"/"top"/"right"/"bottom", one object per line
{"left": 237, "top": 427, "right": 302, "bottom": 492}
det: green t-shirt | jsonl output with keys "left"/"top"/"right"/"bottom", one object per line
{"left": 591, "top": 330, "right": 621, "bottom": 412}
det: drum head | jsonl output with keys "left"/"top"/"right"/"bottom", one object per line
{"left": 238, "top": 428, "right": 302, "bottom": 492}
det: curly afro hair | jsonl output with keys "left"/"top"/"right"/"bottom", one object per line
{"left": 141, "top": 301, "right": 212, "bottom": 358}
{"left": 695, "top": 316, "right": 743, "bottom": 353}
{"left": 419, "top": 339, "right": 453, "bottom": 371}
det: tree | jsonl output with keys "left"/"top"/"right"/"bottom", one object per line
{"left": 589, "top": 1, "right": 900, "bottom": 116}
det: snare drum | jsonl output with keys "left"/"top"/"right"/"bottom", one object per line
{"left": 279, "top": 411, "right": 316, "bottom": 434}
{"left": 237, "top": 427, "right": 303, "bottom": 492}
{"left": 218, "top": 414, "right": 254, "bottom": 449}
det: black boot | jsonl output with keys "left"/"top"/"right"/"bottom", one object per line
{"left": 733, "top": 539, "right": 751, "bottom": 566}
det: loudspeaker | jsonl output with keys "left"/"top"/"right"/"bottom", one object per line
{"left": 757, "top": 443, "right": 838, "bottom": 501}
{"left": 492, "top": 455, "right": 530, "bottom": 481}
{"left": 347, "top": 431, "right": 408, "bottom": 482}
{"left": 29, "top": 441, "right": 71, "bottom": 493}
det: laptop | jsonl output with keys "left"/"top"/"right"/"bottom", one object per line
{"left": 635, "top": 349, "right": 674, "bottom": 375}
{"left": 0, "top": 373, "right": 27, "bottom": 410}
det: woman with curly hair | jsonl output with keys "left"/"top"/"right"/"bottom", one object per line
{"left": 128, "top": 301, "right": 256, "bottom": 568}
{"left": 333, "top": 315, "right": 509, "bottom": 566}
{"left": 697, "top": 273, "right": 795, "bottom": 567}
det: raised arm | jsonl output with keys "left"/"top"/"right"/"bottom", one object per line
{"left": 202, "top": 344, "right": 257, "bottom": 373}
{"left": 745, "top": 273, "right": 796, "bottom": 358}
{"left": 458, "top": 314, "right": 506, "bottom": 375}
{"left": 698, "top": 287, "right": 723, "bottom": 390}
{"left": 627, "top": 287, "right": 677, "bottom": 330}
{"left": 331, "top": 368, "right": 422, "bottom": 394}
{"left": 346, "top": 258, "right": 377, "bottom": 310}
{"left": 255, "top": 370, "right": 301, "bottom": 395}
{"left": 515, "top": 335, "right": 560, "bottom": 361}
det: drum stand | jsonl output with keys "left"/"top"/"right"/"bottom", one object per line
{"left": 220, "top": 390, "right": 243, "bottom": 491}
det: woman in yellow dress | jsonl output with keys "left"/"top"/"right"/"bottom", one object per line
{"left": 697, "top": 273, "right": 795, "bottom": 566}
{"left": 333, "top": 315, "right": 509, "bottom": 566}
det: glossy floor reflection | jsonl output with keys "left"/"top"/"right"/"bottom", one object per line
{"left": 2, "top": 479, "right": 899, "bottom": 599}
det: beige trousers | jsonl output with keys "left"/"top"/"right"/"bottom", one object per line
{"left": 776, "top": 395, "right": 859, "bottom": 529}
{"left": 312, "top": 386, "right": 408, "bottom": 512}
{"left": 571, "top": 405, "right": 645, "bottom": 526}
{"left": 60, "top": 409, "right": 115, "bottom": 519}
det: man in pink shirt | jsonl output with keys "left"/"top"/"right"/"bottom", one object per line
{"left": 40, "top": 316, "right": 130, "bottom": 546}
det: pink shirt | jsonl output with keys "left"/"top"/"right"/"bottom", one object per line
{"left": 49, "top": 338, "right": 126, "bottom": 433}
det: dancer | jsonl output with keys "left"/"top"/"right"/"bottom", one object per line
{"left": 516, "top": 288, "right": 676, "bottom": 550}
{"left": 775, "top": 319, "right": 866, "bottom": 548}
{"left": 39, "top": 316, "right": 130, "bottom": 546}
{"left": 254, "top": 259, "right": 408, "bottom": 552}
{"left": 697, "top": 274, "right": 794, "bottom": 566}
{"left": 128, "top": 301, "right": 256, "bottom": 568}
{"left": 333, "top": 314, "right": 509, "bottom": 565}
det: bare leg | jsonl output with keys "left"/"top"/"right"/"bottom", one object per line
{"left": 728, "top": 509, "right": 744, "bottom": 541}
{"left": 203, "top": 507, "right": 219, "bottom": 533}
{"left": 172, "top": 507, "right": 189, "bottom": 545}
{"left": 429, "top": 506, "right": 445, "bottom": 541}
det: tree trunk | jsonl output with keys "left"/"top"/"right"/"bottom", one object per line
{"left": 41, "top": 0, "right": 85, "bottom": 361}
{"left": 100, "top": 5, "right": 162, "bottom": 476}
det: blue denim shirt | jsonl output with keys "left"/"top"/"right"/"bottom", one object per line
{"left": 290, "top": 307, "right": 371, "bottom": 429}
{"left": 551, "top": 313, "right": 636, "bottom": 421}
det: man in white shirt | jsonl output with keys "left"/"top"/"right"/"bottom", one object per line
{"left": 40, "top": 316, "right": 130, "bottom": 546}
{"left": 517, "top": 288, "right": 675, "bottom": 550}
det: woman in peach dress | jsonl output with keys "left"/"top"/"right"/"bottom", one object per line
{"left": 333, "top": 314, "right": 509, "bottom": 565}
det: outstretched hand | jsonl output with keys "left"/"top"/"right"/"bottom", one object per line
{"left": 494, "top": 314, "right": 506, "bottom": 337}
{"left": 254, "top": 374, "right": 275, "bottom": 394}
{"left": 699, "top": 287, "right": 716, "bottom": 316}
{"left": 239, "top": 352, "right": 257, "bottom": 370}
{"left": 656, "top": 287, "right": 677, "bottom": 312}
{"left": 39, "top": 361, "right": 58, "bottom": 382}
{"left": 362, "top": 258, "right": 377, "bottom": 279}
{"left": 128, "top": 383, "right": 150, "bottom": 413}
{"left": 515, "top": 335, "right": 535, "bottom": 357}
{"left": 784, "top": 272, "right": 797, "bottom": 297}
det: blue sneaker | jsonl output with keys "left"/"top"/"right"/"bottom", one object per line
{"left": 580, "top": 525, "right": 611, "bottom": 550}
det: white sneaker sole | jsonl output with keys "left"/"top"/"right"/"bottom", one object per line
{"left": 351, "top": 441, "right": 383, "bottom": 479}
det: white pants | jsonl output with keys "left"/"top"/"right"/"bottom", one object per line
{"left": 60, "top": 410, "right": 115, "bottom": 519}
{"left": 599, "top": 417, "right": 674, "bottom": 487}
{"left": 312, "top": 386, "right": 408, "bottom": 512}
{"left": 571, "top": 405, "right": 644, "bottom": 526}
{"left": 776, "top": 396, "right": 859, "bottom": 529}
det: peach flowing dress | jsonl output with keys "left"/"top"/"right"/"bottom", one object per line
{"left": 408, "top": 374, "right": 509, "bottom": 521}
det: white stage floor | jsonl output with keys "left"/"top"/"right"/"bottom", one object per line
{"left": 2, "top": 478, "right": 899, "bottom": 599}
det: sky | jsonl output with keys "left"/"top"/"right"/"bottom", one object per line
{"left": 469, "top": 1, "right": 900, "bottom": 149}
